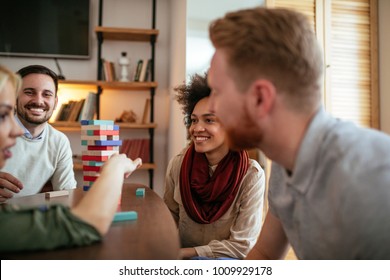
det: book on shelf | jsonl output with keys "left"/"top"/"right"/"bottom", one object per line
{"left": 141, "top": 98, "right": 151, "bottom": 124}
{"left": 133, "top": 59, "right": 143, "bottom": 82}
{"left": 55, "top": 103, "right": 68, "bottom": 121}
{"left": 56, "top": 101, "right": 74, "bottom": 121}
{"left": 79, "top": 92, "right": 97, "bottom": 121}
{"left": 66, "top": 101, "right": 77, "bottom": 121}
{"left": 101, "top": 59, "right": 108, "bottom": 81}
{"left": 139, "top": 59, "right": 152, "bottom": 82}
{"left": 120, "top": 138, "right": 150, "bottom": 163}
{"left": 68, "top": 99, "right": 85, "bottom": 122}
{"left": 139, "top": 138, "right": 150, "bottom": 163}
{"left": 109, "top": 61, "right": 116, "bottom": 81}
{"left": 55, "top": 99, "right": 86, "bottom": 122}
{"left": 127, "top": 139, "right": 139, "bottom": 160}
{"left": 142, "top": 59, "right": 152, "bottom": 82}
{"left": 102, "top": 59, "right": 116, "bottom": 81}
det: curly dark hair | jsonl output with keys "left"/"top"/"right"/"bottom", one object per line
{"left": 174, "top": 72, "right": 210, "bottom": 128}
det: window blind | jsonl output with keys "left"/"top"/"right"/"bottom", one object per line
{"left": 266, "top": 0, "right": 378, "bottom": 128}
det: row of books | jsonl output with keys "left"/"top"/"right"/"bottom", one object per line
{"left": 101, "top": 58, "right": 152, "bottom": 82}
{"left": 133, "top": 59, "right": 152, "bottom": 82}
{"left": 120, "top": 138, "right": 150, "bottom": 163}
{"left": 55, "top": 92, "right": 97, "bottom": 122}
{"left": 102, "top": 59, "right": 116, "bottom": 82}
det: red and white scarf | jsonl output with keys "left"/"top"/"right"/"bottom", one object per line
{"left": 180, "top": 144, "right": 249, "bottom": 224}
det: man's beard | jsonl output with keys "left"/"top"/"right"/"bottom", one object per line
{"left": 17, "top": 105, "right": 52, "bottom": 125}
{"left": 226, "top": 128, "right": 261, "bottom": 151}
{"left": 224, "top": 110, "right": 262, "bottom": 151}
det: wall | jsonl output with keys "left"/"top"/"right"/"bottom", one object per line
{"left": 0, "top": 0, "right": 172, "bottom": 197}
{"left": 167, "top": 0, "right": 265, "bottom": 162}
{"left": 186, "top": 0, "right": 263, "bottom": 77}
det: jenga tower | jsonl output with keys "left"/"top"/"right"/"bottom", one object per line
{"left": 80, "top": 120, "right": 122, "bottom": 191}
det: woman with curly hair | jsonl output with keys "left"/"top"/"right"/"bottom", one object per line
{"left": 164, "top": 72, "right": 265, "bottom": 259}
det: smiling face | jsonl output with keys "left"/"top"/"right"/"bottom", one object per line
{"left": 189, "top": 97, "right": 229, "bottom": 164}
{"left": 0, "top": 79, "right": 23, "bottom": 168}
{"left": 16, "top": 73, "right": 58, "bottom": 126}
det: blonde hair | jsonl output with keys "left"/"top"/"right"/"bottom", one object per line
{"left": 0, "top": 65, "right": 22, "bottom": 95}
{"left": 209, "top": 7, "right": 323, "bottom": 112}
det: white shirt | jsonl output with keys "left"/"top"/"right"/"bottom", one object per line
{"left": 1, "top": 119, "right": 77, "bottom": 197}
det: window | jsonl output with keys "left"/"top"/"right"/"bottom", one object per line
{"left": 266, "top": 0, "right": 379, "bottom": 128}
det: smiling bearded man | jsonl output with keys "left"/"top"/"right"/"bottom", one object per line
{"left": 16, "top": 67, "right": 57, "bottom": 127}
{"left": 0, "top": 65, "right": 76, "bottom": 200}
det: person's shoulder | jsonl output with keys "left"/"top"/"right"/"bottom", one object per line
{"left": 168, "top": 147, "right": 187, "bottom": 167}
{"left": 46, "top": 123, "right": 68, "bottom": 137}
{"left": 326, "top": 116, "right": 390, "bottom": 144}
{"left": 325, "top": 119, "right": 390, "bottom": 162}
{"left": 248, "top": 158, "right": 262, "bottom": 169}
{"left": 242, "top": 158, "right": 265, "bottom": 189}
{"left": 247, "top": 158, "right": 264, "bottom": 175}
{"left": 321, "top": 119, "right": 390, "bottom": 197}
{"left": 165, "top": 147, "right": 189, "bottom": 180}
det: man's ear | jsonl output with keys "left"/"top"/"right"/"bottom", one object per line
{"left": 249, "top": 79, "right": 276, "bottom": 118}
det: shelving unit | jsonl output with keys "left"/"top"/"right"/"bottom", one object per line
{"left": 59, "top": 79, "right": 158, "bottom": 91}
{"left": 94, "top": 26, "right": 159, "bottom": 41}
{"left": 54, "top": 0, "right": 158, "bottom": 189}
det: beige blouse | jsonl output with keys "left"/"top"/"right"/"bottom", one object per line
{"left": 163, "top": 149, "right": 265, "bottom": 259}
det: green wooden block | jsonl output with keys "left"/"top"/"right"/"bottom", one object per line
{"left": 136, "top": 188, "right": 145, "bottom": 197}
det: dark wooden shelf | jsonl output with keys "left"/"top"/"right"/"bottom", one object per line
{"left": 95, "top": 26, "right": 159, "bottom": 42}
{"left": 59, "top": 80, "right": 158, "bottom": 90}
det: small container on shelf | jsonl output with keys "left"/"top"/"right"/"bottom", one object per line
{"left": 118, "top": 52, "right": 130, "bottom": 82}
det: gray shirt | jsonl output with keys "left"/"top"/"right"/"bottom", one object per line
{"left": 269, "top": 108, "right": 390, "bottom": 259}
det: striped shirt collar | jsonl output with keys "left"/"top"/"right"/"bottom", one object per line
{"left": 15, "top": 115, "right": 46, "bottom": 141}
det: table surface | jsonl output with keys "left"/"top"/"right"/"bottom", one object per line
{"left": 2, "top": 184, "right": 180, "bottom": 260}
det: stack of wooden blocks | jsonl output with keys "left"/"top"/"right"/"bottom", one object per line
{"left": 81, "top": 120, "right": 122, "bottom": 191}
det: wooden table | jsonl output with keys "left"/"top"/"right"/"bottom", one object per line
{"left": 1, "top": 184, "right": 180, "bottom": 260}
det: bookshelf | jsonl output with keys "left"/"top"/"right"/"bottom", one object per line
{"left": 94, "top": 26, "right": 159, "bottom": 42}
{"left": 59, "top": 80, "right": 158, "bottom": 90}
{"left": 52, "top": 0, "right": 158, "bottom": 189}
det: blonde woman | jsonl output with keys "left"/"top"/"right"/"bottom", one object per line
{"left": 0, "top": 65, "right": 141, "bottom": 252}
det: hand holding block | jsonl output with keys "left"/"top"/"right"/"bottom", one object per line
{"left": 45, "top": 190, "right": 69, "bottom": 198}
{"left": 136, "top": 188, "right": 145, "bottom": 197}
{"left": 113, "top": 211, "right": 138, "bottom": 222}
